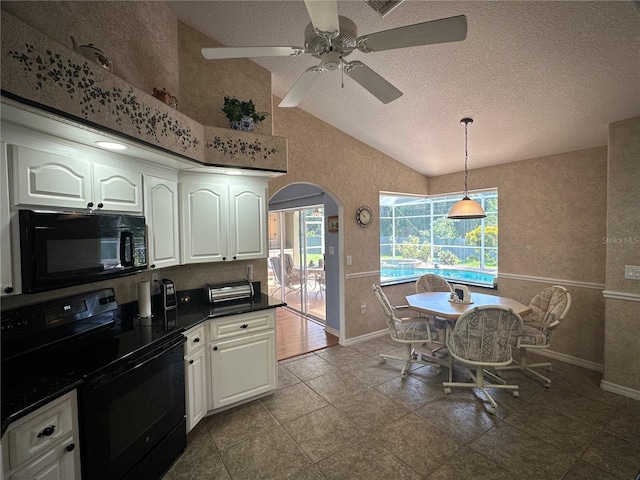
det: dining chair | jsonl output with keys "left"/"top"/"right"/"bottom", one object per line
{"left": 372, "top": 284, "right": 442, "bottom": 379}
{"left": 269, "top": 256, "right": 301, "bottom": 296}
{"left": 495, "top": 285, "right": 571, "bottom": 387}
{"left": 443, "top": 305, "right": 523, "bottom": 414}
{"left": 415, "top": 274, "right": 453, "bottom": 356}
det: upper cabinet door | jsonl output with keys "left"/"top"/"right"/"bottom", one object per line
{"left": 12, "top": 145, "right": 92, "bottom": 210}
{"left": 180, "top": 182, "right": 228, "bottom": 263}
{"left": 145, "top": 175, "right": 180, "bottom": 269}
{"left": 92, "top": 164, "right": 143, "bottom": 213}
{"left": 228, "top": 182, "right": 268, "bottom": 261}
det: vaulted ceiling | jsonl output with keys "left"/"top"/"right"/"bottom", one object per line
{"left": 166, "top": 1, "right": 639, "bottom": 176}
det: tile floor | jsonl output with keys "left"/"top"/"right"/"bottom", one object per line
{"left": 162, "top": 337, "right": 640, "bottom": 480}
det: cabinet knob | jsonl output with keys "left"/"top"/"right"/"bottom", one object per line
{"left": 233, "top": 256, "right": 237, "bottom": 260}
{"left": 87, "top": 202, "right": 94, "bottom": 208}
{"left": 189, "top": 359, "right": 194, "bottom": 365}
{"left": 65, "top": 443, "right": 76, "bottom": 453}
{"left": 151, "top": 264, "right": 156, "bottom": 269}
{"left": 240, "top": 324, "right": 248, "bottom": 329}
{"left": 97, "top": 203, "right": 104, "bottom": 208}
{"left": 222, "top": 257, "right": 227, "bottom": 261}
{"left": 212, "top": 346, "right": 218, "bottom": 351}
{"left": 37, "top": 425, "right": 56, "bottom": 438}
{"left": 4, "top": 286, "right": 13, "bottom": 294}
{"left": 193, "top": 338, "right": 200, "bottom": 343}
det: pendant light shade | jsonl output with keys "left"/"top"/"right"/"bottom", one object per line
{"left": 448, "top": 118, "right": 486, "bottom": 220}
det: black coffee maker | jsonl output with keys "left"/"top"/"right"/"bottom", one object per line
{"left": 157, "top": 279, "right": 177, "bottom": 310}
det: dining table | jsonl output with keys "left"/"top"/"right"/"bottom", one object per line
{"left": 405, "top": 291, "right": 532, "bottom": 320}
{"left": 405, "top": 291, "right": 532, "bottom": 382}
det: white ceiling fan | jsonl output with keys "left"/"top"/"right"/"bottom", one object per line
{"left": 201, "top": 0, "right": 467, "bottom": 108}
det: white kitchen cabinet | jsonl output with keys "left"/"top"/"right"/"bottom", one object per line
{"left": 2, "top": 390, "right": 80, "bottom": 480}
{"left": 1, "top": 142, "right": 19, "bottom": 296}
{"left": 228, "top": 183, "right": 268, "bottom": 261}
{"left": 11, "top": 144, "right": 142, "bottom": 213}
{"left": 183, "top": 324, "right": 208, "bottom": 433}
{"left": 180, "top": 174, "right": 268, "bottom": 264}
{"left": 209, "top": 310, "right": 276, "bottom": 410}
{"left": 144, "top": 175, "right": 180, "bottom": 269}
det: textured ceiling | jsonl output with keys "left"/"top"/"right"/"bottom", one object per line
{"left": 166, "top": 1, "right": 639, "bottom": 176}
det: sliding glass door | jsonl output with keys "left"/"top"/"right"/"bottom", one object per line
{"left": 268, "top": 206, "right": 326, "bottom": 323}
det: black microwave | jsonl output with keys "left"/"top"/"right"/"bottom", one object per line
{"left": 19, "top": 210, "right": 147, "bottom": 293}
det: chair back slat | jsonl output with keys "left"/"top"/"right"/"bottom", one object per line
{"left": 372, "top": 284, "right": 398, "bottom": 338}
{"left": 528, "top": 285, "right": 571, "bottom": 342}
{"left": 416, "top": 274, "right": 452, "bottom": 294}
{"left": 449, "top": 306, "right": 523, "bottom": 364}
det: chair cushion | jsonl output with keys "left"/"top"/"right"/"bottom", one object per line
{"left": 393, "top": 321, "right": 431, "bottom": 342}
{"left": 518, "top": 324, "right": 548, "bottom": 346}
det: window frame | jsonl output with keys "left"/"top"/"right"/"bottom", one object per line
{"left": 379, "top": 189, "right": 498, "bottom": 288}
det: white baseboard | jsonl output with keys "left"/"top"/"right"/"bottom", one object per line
{"left": 339, "top": 328, "right": 388, "bottom": 346}
{"left": 324, "top": 325, "right": 340, "bottom": 339}
{"left": 533, "top": 348, "right": 604, "bottom": 372}
{"left": 600, "top": 380, "right": 640, "bottom": 401}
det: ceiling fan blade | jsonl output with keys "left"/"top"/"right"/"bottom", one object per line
{"left": 357, "top": 15, "right": 467, "bottom": 53}
{"left": 304, "top": 0, "right": 339, "bottom": 34}
{"left": 279, "top": 67, "right": 324, "bottom": 107}
{"left": 201, "top": 46, "right": 306, "bottom": 60}
{"left": 344, "top": 61, "right": 402, "bottom": 104}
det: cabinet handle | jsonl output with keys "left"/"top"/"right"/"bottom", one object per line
{"left": 189, "top": 359, "right": 194, "bottom": 365}
{"left": 97, "top": 203, "right": 104, "bottom": 208}
{"left": 193, "top": 338, "right": 200, "bottom": 343}
{"left": 65, "top": 443, "right": 76, "bottom": 453}
{"left": 4, "top": 286, "right": 13, "bottom": 294}
{"left": 240, "top": 324, "right": 248, "bottom": 329}
{"left": 37, "top": 425, "right": 55, "bottom": 438}
{"left": 212, "top": 346, "right": 218, "bottom": 351}
{"left": 87, "top": 202, "right": 94, "bottom": 208}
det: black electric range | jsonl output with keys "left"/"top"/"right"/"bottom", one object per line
{"left": 1, "top": 288, "right": 187, "bottom": 480}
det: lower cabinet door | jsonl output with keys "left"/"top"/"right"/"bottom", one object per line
{"left": 9, "top": 436, "right": 78, "bottom": 480}
{"left": 210, "top": 331, "right": 276, "bottom": 409}
{"left": 185, "top": 348, "right": 208, "bottom": 432}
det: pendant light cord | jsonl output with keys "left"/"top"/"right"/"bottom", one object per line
{"left": 463, "top": 121, "right": 469, "bottom": 197}
{"left": 461, "top": 117, "right": 473, "bottom": 198}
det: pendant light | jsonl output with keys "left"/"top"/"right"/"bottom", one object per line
{"left": 447, "top": 117, "right": 486, "bottom": 219}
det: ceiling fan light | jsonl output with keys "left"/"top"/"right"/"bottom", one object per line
{"left": 448, "top": 196, "right": 486, "bottom": 219}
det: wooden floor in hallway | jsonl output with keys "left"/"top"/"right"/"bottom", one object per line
{"left": 276, "top": 307, "right": 339, "bottom": 361}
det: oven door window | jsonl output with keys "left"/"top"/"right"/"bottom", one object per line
{"left": 80, "top": 339, "right": 185, "bottom": 480}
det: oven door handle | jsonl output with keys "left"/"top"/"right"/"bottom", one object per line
{"left": 89, "top": 336, "right": 185, "bottom": 388}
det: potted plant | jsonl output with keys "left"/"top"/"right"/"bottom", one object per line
{"left": 222, "top": 96, "right": 269, "bottom": 132}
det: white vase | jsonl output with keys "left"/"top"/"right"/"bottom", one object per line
{"left": 230, "top": 115, "right": 255, "bottom": 132}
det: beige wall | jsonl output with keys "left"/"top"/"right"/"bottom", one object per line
{"left": 269, "top": 104, "right": 429, "bottom": 338}
{"left": 603, "top": 117, "right": 640, "bottom": 392}
{"left": 427, "top": 147, "right": 609, "bottom": 366}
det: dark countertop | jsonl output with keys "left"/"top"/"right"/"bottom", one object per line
{"left": 1, "top": 289, "right": 285, "bottom": 436}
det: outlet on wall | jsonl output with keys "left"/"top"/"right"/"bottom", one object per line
{"left": 361, "top": 303, "right": 366, "bottom": 314}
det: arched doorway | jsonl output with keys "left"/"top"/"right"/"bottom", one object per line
{"left": 268, "top": 183, "right": 341, "bottom": 338}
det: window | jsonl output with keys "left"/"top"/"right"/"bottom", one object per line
{"left": 380, "top": 190, "right": 498, "bottom": 286}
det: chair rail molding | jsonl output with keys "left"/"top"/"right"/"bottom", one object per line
{"left": 498, "top": 272, "right": 605, "bottom": 290}
{"left": 602, "top": 290, "right": 640, "bottom": 302}
{"left": 345, "top": 270, "right": 380, "bottom": 279}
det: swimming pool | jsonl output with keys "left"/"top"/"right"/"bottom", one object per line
{"left": 380, "top": 266, "right": 496, "bottom": 285}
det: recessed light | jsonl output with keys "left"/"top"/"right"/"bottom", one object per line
{"left": 96, "top": 141, "right": 127, "bottom": 150}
